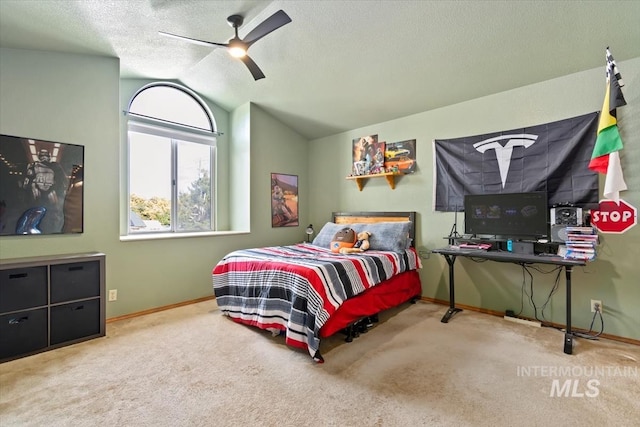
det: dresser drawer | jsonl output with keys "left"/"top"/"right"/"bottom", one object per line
{"left": 0, "top": 266, "right": 48, "bottom": 313}
{"left": 50, "top": 261, "right": 100, "bottom": 303}
{"left": 0, "top": 308, "right": 48, "bottom": 360}
{"left": 50, "top": 298, "right": 100, "bottom": 345}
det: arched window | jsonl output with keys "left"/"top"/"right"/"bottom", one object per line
{"left": 126, "top": 82, "right": 218, "bottom": 234}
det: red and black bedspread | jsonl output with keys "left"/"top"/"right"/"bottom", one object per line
{"left": 212, "top": 243, "right": 421, "bottom": 361}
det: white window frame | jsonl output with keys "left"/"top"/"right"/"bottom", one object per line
{"left": 125, "top": 82, "right": 218, "bottom": 236}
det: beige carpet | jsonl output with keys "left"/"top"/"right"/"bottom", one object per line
{"left": 1, "top": 300, "right": 638, "bottom": 427}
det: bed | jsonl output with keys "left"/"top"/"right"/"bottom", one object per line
{"left": 212, "top": 211, "right": 422, "bottom": 362}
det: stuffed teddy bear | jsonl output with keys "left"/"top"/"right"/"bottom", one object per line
{"left": 339, "top": 231, "right": 371, "bottom": 254}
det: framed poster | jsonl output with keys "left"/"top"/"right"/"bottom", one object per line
{"left": 352, "top": 134, "right": 385, "bottom": 175}
{"left": 0, "top": 134, "right": 84, "bottom": 235}
{"left": 384, "top": 139, "right": 416, "bottom": 174}
{"left": 271, "top": 173, "right": 299, "bottom": 227}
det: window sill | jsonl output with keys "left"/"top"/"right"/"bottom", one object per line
{"left": 119, "top": 230, "right": 249, "bottom": 242}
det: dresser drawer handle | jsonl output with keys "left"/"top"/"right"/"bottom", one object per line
{"left": 8, "top": 273, "right": 28, "bottom": 279}
{"left": 72, "top": 305, "right": 85, "bottom": 311}
{"left": 8, "top": 316, "right": 29, "bottom": 325}
{"left": 69, "top": 266, "right": 84, "bottom": 271}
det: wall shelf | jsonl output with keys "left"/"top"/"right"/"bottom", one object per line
{"left": 346, "top": 172, "right": 403, "bottom": 191}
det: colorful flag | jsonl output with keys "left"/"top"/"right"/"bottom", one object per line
{"left": 589, "top": 47, "right": 627, "bottom": 202}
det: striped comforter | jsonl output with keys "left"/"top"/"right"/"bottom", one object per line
{"left": 212, "top": 243, "right": 421, "bottom": 360}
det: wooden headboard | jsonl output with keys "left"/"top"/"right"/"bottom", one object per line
{"left": 331, "top": 211, "right": 416, "bottom": 247}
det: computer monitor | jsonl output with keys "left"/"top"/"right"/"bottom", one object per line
{"left": 464, "top": 192, "right": 548, "bottom": 239}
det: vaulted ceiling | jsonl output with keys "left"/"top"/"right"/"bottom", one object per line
{"left": 1, "top": 0, "right": 639, "bottom": 140}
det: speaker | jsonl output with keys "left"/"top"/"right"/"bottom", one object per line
{"left": 551, "top": 225, "right": 570, "bottom": 243}
{"left": 550, "top": 207, "right": 582, "bottom": 226}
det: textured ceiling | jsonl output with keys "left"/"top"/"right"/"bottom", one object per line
{"left": 1, "top": 0, "right": 640, "bottom": 140}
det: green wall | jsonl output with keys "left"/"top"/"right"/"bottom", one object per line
{"left": 308, "top": 57, "right": 640, "bottom": 341}
{"left": 1, "top": 46, "right": 638, "bottom": 341}
{"left": 0, "top": 48, "right": 309, "bottom": 319}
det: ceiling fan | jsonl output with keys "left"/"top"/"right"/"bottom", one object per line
{"left": 159, "top": 9, "right": 292, "bottom": 80}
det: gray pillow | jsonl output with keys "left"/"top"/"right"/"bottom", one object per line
{"left": 311, "top": 222, "right": 345, "bottom": 248}
{"left": 312, "top": 221, "right": 412, "bottom": 252}
{"left": 350, "top": 221, "right": 411, "bottom": 252}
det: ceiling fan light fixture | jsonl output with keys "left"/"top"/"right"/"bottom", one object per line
{"left": 228, "top": 40, "right": 247, "bottom": 58}
{"left": 159, "top": 9, "right": 291, "bottom": 80}
{"left": 229, "top": 47, "right": 247, "bottom": 58}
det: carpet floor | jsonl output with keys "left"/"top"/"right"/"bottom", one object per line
{"left": 1, "top": 300, "right": 638, "bottom": 426}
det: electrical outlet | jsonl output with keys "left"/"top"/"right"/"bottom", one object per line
{"left": 590, "top": 299, "right": 602, "bottom": 313}
{"left": 108, "top": 289, "right": 118, "bottom": 302}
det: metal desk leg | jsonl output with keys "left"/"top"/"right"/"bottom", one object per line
{"left": 563, "top": 266, "right": 573, "bottom": 354}
{"left": 441, "top": 254, "right": 463, "bottom": 323}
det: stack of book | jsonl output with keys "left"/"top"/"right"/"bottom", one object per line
{"left": 563, "top": 226, "right": 598, "bottom": 261}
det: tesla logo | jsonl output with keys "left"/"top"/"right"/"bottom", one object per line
{"left": 474, "top": 134, "right": 538, "bottom": 188}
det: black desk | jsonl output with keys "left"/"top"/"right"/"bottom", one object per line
{"left": 431, "top": 247, "right": 587, "bottom": 355}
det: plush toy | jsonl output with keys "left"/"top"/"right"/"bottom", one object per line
{"left": 339, "top": 231, "right": 371, "bottom": 254}
{"left": 330, "top": 227, "right": 357, "bottom": 253}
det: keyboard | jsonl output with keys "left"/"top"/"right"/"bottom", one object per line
{"left": 458, "top": 243, "right": 492, "bottom": 250}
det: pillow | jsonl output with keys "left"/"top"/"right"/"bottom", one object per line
{"left": 312, "top": 220, "right": 412, "bottom": 252}
{"left": 311, "top": 222, "right": 345, "bottom": 248}
{"left": 350, "top": 221, "right": 411, "bottom": 253}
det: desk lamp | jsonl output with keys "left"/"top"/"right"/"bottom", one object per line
{"left": 305, "top": 224, "right": 314, "bottom": 243}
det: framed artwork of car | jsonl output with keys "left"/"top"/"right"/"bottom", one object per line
{"left": 385, "top": 139, "right": 416, "bottom": 174}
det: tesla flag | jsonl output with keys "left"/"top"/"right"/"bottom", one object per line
{"left": 433, "top": 112, "right": 600, "bottom": 212}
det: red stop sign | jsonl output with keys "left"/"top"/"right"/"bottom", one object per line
{"left": 591, "top": 199, "right": 637, "bottom": 234}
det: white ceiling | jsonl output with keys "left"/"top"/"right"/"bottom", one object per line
{"left": 1, "top": 0, "right": 639, "bottom": 140}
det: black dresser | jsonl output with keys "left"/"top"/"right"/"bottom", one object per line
{"left": 0, "top": 252, "right": 105, "bottom": 362}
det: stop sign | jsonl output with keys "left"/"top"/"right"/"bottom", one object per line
{"left": 590, "top": 199, "right": 637, "bottom": 234}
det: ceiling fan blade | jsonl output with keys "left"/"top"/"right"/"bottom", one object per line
{"left": 240, "top": 55, "right": 265, "bottom": 80}
{"left": 159, "top": 31, "right": 228, "bottom": 48}
{"left": 243, "top": 9, "right": 291, "bottom": 47}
